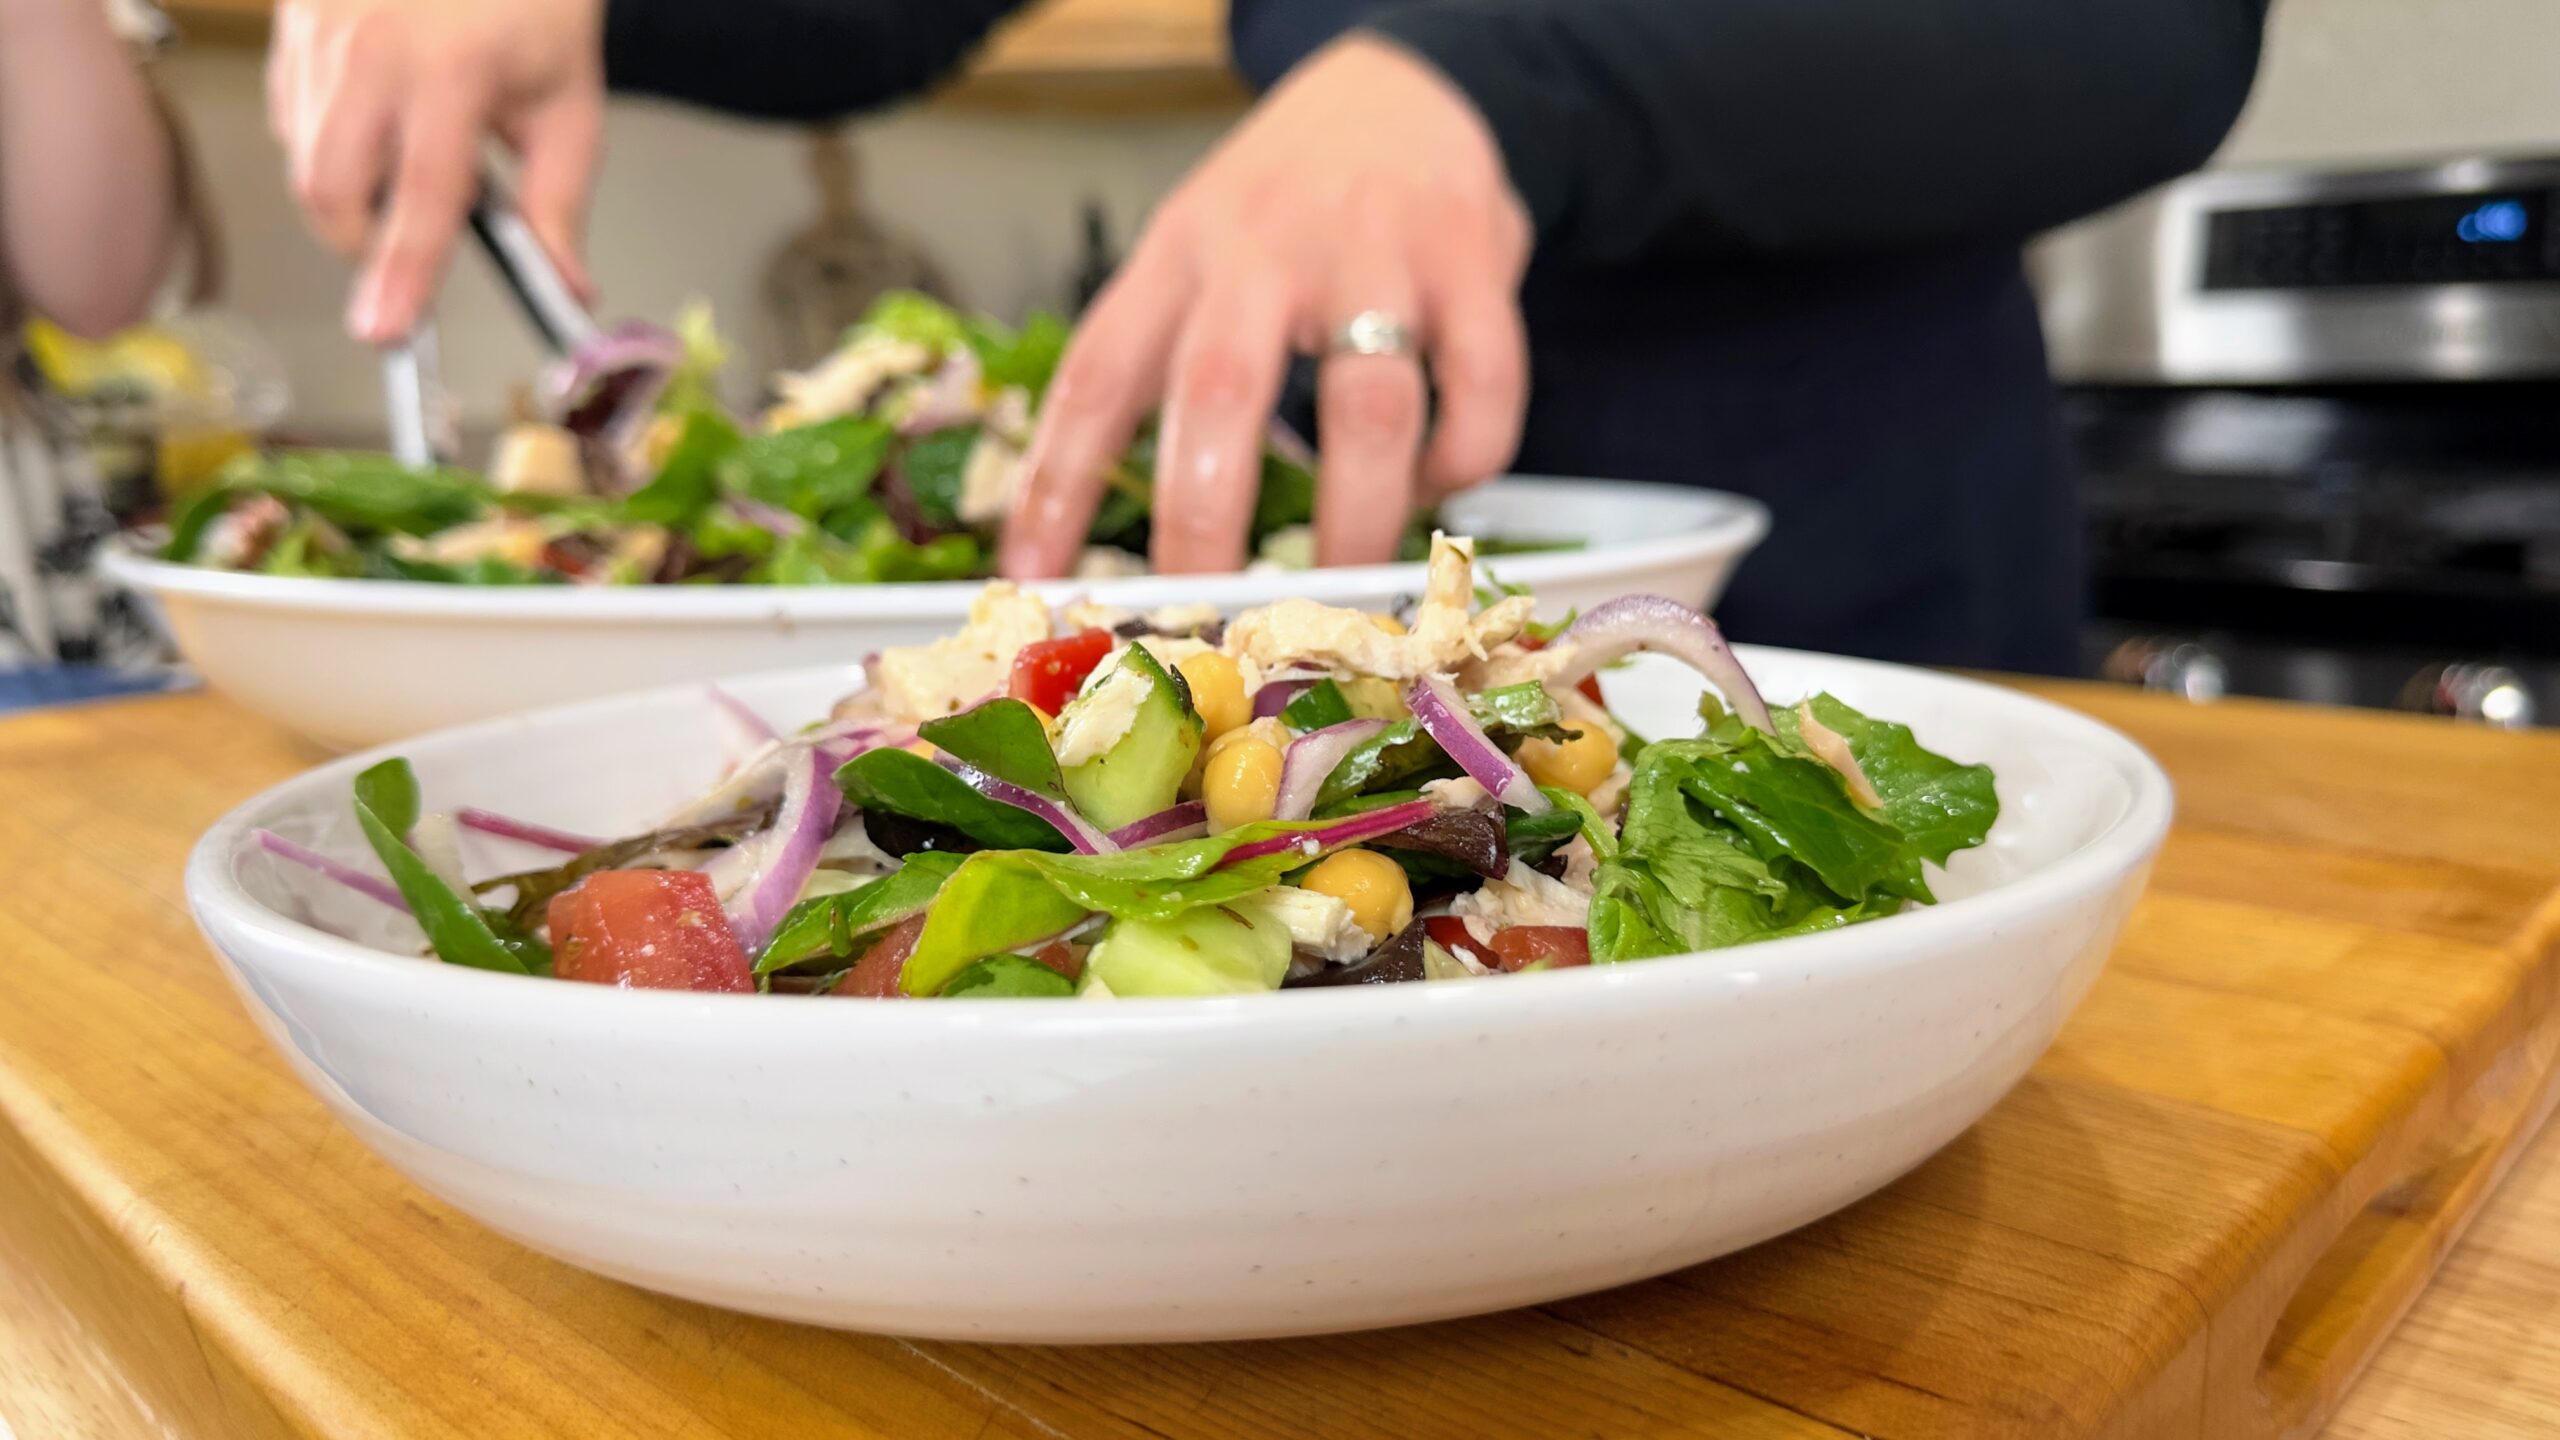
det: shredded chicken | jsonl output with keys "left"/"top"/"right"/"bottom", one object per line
{"left": 1795, "top": 702, "right": 1883, "bottom": 808}
{"left": 1449, "top": 860, "right": 1593, "bottom": 944}
{"left": 868, "top": 581, "right": 1053, "bottom": 721}
{"left": 772, "top": 334, "right": 933, "bottom": 422}
{"left": 1223, "top": 533, "right": 1533, "bottom": 680}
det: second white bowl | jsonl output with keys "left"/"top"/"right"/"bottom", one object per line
{"left": 110, "top": 476, "right": 1766, "bottom": 750}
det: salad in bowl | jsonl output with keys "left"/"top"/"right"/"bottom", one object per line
{"left": 157, "top": 294, "right": 1549, "bottom": 589}
{"left": 259, "top": 535, "right": 1998, "bottom": 1000}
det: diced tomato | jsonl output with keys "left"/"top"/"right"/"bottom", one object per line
{"left": 547, "top": 870, "right": 754, "bottom": 993}
{"left": 538, "top": 540, "right": 594, "bottom": 578}
{"left": 1008, "top": 628, "right": 1115, "bottom": 714}
{"left": 835, "top": 912, "right": 929, "bottom": 998}
{"left": 1424, "top": 916, "right": 1498, "bottom": 971}
{"left": 1484, "top": 925, "right": 1592, "bottom": 973}
{"left": 1029, "top": 939, "right": 1084, "bottom": 983}
{"left": 1517, "top": 632, "right": 1606, "bottom": 706}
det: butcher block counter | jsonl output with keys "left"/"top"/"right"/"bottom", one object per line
{"left": 1, "top": 682, "right": 2556, "bottom": 1439}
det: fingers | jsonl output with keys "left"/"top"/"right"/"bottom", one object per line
{"left": 505, "top": 91, "right": 604, "bottom": 302}
{"left": 348, "top": 71, "right": 491, "bottom": 343}
{"left": 1150, "top": 277, "right": 1295, "bottom": 575}
{"left": 1314, "top": 261, "right": 1426, "bottom": 566}
{"left": 266, "top": 2, "right": 308, "bottom": 142}
{"left": 289, "top": 23, "right": 399, "bottom": 260}
{"left": 996, "top": 266, "right": 1184, "bottom": 579}
{"left": 1417, "top": 260, "right": 1528, "bottom": 501}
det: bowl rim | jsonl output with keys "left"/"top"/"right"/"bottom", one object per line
{"left": 106, "top": 476, "right": 1769, "bottom": 624}
{"left": 185, "top": 644, "right": 2173, "bottom": 1038}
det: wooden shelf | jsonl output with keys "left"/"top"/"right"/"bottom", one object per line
{"left": 167, "top": 0, "right": 1244, "bottom": 114}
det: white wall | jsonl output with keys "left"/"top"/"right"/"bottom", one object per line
{"left": 2218, "top": 0, "right": 2560, "bottom": 167}
{"left": 157, "top": 47, "right": 1231, "bottom": 435}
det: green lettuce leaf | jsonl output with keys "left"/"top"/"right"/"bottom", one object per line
{"left": 939, "top": 954, "right": 1076, "bottom": 999}
{"left": 1775, "top": 695, "right": 2000, "bottom": 868}
{"left": 835, "top": 748, "right": 1069, "bottom": 851}
{"left": 723, "top": 415, "right": 892, "bottom": 522}
{"left": 623, "top": 408, "right": 742, "bottom": 526}
{"left": 756, "top": 852, "right": 964, "bottom": 974}
{"left": 900, "top": 425, "right": 977, "bottom": 530}
{"left": 856, "top": 290, "right": 970, "bottom": 353}
{"left": 918, "top": 699, "right": 1062, "bottom": 797}
{"left": 1279, "top": 680, "right": 1354, "bottom": 732}
{"left": 350, "top": 759, "right": 540, "bottom": 974}
{"left": 968, "top": 311, "right": 1070, "bottom": 398}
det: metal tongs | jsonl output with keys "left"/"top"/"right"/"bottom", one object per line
{"left": 381, "top": 164, "right": 674, "bottom": 471}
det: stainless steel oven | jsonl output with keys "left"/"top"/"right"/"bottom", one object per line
{"left": 2034, "top": 155, "right": 2560, "bottom": 727}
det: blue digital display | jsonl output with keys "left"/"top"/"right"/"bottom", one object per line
{"left": 2456, "top": 198, "right": 2529, "bottom": 243}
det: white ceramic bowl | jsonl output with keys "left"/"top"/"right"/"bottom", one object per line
{"left": 187, "top": 649, "right": 2170, "bottom": 1343}
{"left": 108, "top": 476, "right": 1764, "bottom": 751}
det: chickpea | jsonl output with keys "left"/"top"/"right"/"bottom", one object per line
{"left": 1516, "top": 724, "right": 1619, "bottom": 796}
{"left": 1190, "top": 716, "right": 1284, "bottom": 797}
{"left": 1177, "top": 651, "right": 1251, "bottom": 740}
{"left": 1367, "top": 612, "right": 1408, "bottom": 637}
{"left": 1203, "top": 737, "right": 1284, "bottom": 832}
{"left": 1299, "top": 849, "right": 1415, "bottom": 943}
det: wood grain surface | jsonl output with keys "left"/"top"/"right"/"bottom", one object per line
{"left": 0, "top": 684, "right": 2555, "bottom": 1439}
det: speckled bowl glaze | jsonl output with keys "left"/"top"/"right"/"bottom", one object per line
{"left": 186, "top": 649, "right": 2170, "bottom": 1342}
{"left": 109, "top": 476, "right": 1765, "bottom": 752}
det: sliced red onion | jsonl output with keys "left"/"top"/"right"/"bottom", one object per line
{"left": 718, "top": 746, "right": 841, "bottom": 954}
{"left": 1252, "top": 678, "right": 1313, "bottom": 720}
{"left": 1108, "top": 800, "right": 1208, "bottom": 848}
{"left": 936, "top": 756, "right": 1117, "bottom": 855}
{"left": 549, "top": 320, "right": 685, "bottom": 452}
{"left": 455, "top": 808, "right": 600, "bottom": 855}
{"left": 254, "top": 829, "right": 406, "bottom": 911}
{"left": 1554, "top": 595, "right": 1773, "bottom": 734}
{"left": 896, "top": 348, "right": 983, "bottom": 436}
{"left": 726, "top": 497, "right": 808, "bottom": 538}
{"left": 1217, "top": 799, "right": 1435, "bottom": 869}
{"left": 1406, "top": 675, "right": 1551, "bottom": 815}
{"left": 1272, "top": 718, "right": 1389, "bottom": 821}
{"left": 1267, "top": 418, "right": 1317, "bottom": 469}
{"left": 707, "top": 684, "right": 779, "bottom": 753}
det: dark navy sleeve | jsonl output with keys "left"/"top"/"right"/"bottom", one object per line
{"left": 1341, "top": 0, "right": 2269, "bottom": 264}
{"left": 601, "top": 0, "right": 1028, "bottom": 122}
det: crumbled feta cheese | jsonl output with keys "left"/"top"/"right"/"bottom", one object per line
{"left": 1239, "top": 886, "right": 1373, "bottom": 964}
{"left": 1449, "top": 860, "right": 1592, "bottom": 944}
{"left": 1053, "top": 660, "right": 1150, "bottom": 766}
{"left": 870, "top": 581, "right": 1052, "bottom": 720}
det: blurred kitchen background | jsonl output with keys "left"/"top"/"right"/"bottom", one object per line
{"left": 82, "top": 0, "right": 2560, "bottom": 722}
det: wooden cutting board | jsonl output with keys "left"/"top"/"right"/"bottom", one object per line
{"left": 0, "top": 684, "right": 2556, "bottom": 1440}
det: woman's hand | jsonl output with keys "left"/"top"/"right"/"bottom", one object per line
{"left": 267, "top": 0, "right": 605, "bottom": 343}
{"left": 998, "top": 35, "right": 1531, "bottom": 578}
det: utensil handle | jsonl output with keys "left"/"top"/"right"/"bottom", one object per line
{"left": 467, "top": 170, "right": 597, "bottom": 357}
{"left": 382, "top": 319, "right": 456, "bottom": 468}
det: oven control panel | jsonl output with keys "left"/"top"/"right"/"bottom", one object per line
{"left": 2201, "top": 188, "right": 2560, "bottom": 290}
